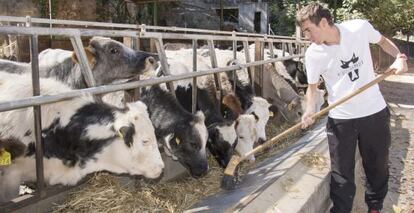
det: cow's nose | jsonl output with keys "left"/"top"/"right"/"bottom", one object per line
{"left": 258, "top": 138, "right": 266, "bottom": 144}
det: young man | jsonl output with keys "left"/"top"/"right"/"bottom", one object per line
{"left": 296, "top": 2, "right": 408, "bottom": 213}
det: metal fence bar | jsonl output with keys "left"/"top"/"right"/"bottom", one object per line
{"left": 232, "top": 34, "right": 237, "bottom": 91}
{"left": 243, "top": 40, "right": 255, "bottom": 94}
{"left": 0, "top": 26, "right": 311, "bottom": 45}
{"left": 0, "top": 54, "right": 303, "bottom": 113}
{"left": 141, "top": 32, "right": 304, "bottom": 43}
{"left": 70, "top": 36, "right": 96, "bottom": 88}
{"left": 123, "top": 36, "right": 141, "bottom": 103}
{"left": 192, "top": 39, "right": 198, "bottom": 114}
{"left": 207, "top": 40, "right": 222, "bottom": 111}
{"left": 154, "top": 37, "right": 175, "bottom": 95}
{"left": 0, "top": 26, "right": 137, "bottom": 37}
{"left": 288, "top": 42, "right": 294, "bottom": 55}
{"left": 0, "top": 15, "right": 300, "bottom": 40}
{"left": 29, "top": 35, "right": 46, "bottom": 200}
{"left": 254, "top": 40, "right": 264, "bottom": 96}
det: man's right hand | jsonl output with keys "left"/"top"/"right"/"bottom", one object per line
{"left": 301, "top": 111, "right": 315, "bottom": 129}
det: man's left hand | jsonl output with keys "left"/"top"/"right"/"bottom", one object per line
{"left": 389, "top": 53, "right": 408, "bottom": 75}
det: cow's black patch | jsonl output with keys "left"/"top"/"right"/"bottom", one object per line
{"left": 24, "top": 130, "right": 32, "bottom": 137}
{"left": 119, "top": 124, "right": 135, "bottom": 147}
{"left": 142, "top": 85, "right": 208, "bottom": 177}
{"left": 226, "top": 75, "right": 254, "bottom": 112}
{"left": 175, "top": 85, "right": 235, "bottom": 168}
{"left": 27, "top": 103, "right": 122, "bottom": 168}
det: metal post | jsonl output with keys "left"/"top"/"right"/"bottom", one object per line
{"left": 269, "top": 41, "right": 276, "bottom": 67}
{"left": 288, "top": 42, "right": 293, "bottom": 55}
{"left": 69, "top": 36, "right": 96, "bottom": 88}
{"left": 207, "top": 40, "right": 222, "bottom": 110}
{"left": 232, "top": 31, "right": 237, "bottom": 91}
{"left": 192, "top": 39, "right": 198, "bottom": 114}
{"left": 243, "top": 40, "right": 255, "bottom": 94}
{"left": 123, "top": 36, "right": 141, "bottom": 103}
{"left": 254, "top": 40, "right": 264, "bottom": 96}
{"left": 154, "top": 37, "right": 175, "bottom": 95}
{"left": 30, "top": 35, "right": 46, "bottom": 199}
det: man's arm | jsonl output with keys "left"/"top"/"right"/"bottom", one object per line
{"left": 301, "top": 83, "right": 318, "bottom": 129}
{"left": 377, "top": 36, "right": 408, "bottom": 74}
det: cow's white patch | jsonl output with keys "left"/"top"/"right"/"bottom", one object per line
{"left": 246, "top": 97, "right": 271, "bottom": 141}
{"left": 84, "top": 123, "right": 115, "bottom": 140}
{"left": 194, "top": 111, "right": 208, "bottom": 156}
{"left": 217, "top": 122, "right": 237, "bottom": 145}
{"left": 0, "top": 72, "right": 93, "bottom": 145}
{"left": 163, "top": 134, "right": 178, "bottom": 160}
{"left": 234, "top": 114, "right": 258, "bottom": 162}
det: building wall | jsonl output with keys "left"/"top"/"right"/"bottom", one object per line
{"left": 54, "top": 0, "right": 97, "bottom": 21}
{"left": 0, "top": 0, "right": 39, "bottom": 17}
{"left": 239, "top": 2, "right": 268, "bottom": 34}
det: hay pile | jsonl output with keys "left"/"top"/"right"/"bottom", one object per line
{"left": 54, "top": 156, "right": 223, "bottom": 213}
{"left": 300, "top": 152, "right": 328, "bottom": 170}
{"left": 53, "top": 115, "right": 304, "bottom": 213}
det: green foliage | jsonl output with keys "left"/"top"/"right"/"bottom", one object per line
{"left": 269, "top": 0, "right": 414, "bottom": 36}
{"left": 96, "top": 0, "right": 134, "bottom": 24}
{"left": 269, "top": 0, "right": 303, "bottom": 36}
{"left": 269, "top": 1, "right": 332, "bottom": 36}
{"left": 36, "top": 0, "right": 57, "bottom": 19}
{"left": 334, "top": 0, "right": 414, "bottom": 36}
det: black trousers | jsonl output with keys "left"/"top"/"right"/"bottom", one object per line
{"left": 327, "top": 107, "right": 391, "bottom": 213}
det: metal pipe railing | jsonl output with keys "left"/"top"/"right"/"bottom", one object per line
{"left": 0, "top": 15, "right": 303, "bottom": 40}
{"left": 0, "top": 54, "right": 303, "bottom": 113}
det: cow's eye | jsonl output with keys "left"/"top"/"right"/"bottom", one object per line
{"left": 142, "top": 140, "right": 150, "bottom": 144}
{"left": 239, "top": 136, "right": 244, "bottom": 139}
{"left": 110, "top": 48, "right": 119, "bottom": 54}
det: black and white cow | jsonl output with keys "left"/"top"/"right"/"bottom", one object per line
{"left": 0, "top": 37, "right": 157, "bottom": 89}
{"left": 222, "top": 58, "right": 271, "bottom": 143}
{"left": 165, "top": 57, "right": 259, "bottom": 162}
{"left": 140, "top": 80, "right": 209, "bottom": 177}
{"left": 0, "top": 72, "right": 164, "bottom": 202}
{"left": 175, "top": 84, "right": 237, "bottom": 168}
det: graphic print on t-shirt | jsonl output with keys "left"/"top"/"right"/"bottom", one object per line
{"left": 339, "top": 53, "right": 363, "bottom": 82}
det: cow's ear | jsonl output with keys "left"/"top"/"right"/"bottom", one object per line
{"left": 118, "top": 125, "right": 135, "bottom": 147}
{"left": 71, "top": 47, "right": 96, "bottom": 69}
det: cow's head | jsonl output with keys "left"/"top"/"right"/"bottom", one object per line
{"left": 72, "top": 37, "right": 158, "bottom": 85}
{"left": 274, "top": 96, "right": 304, "bottom": 124}
{"left": 234, "top": 113, "right": 259, "bottom": 162}
{"left": 166, "top": 111, "right": 209, "bottom": 178}
{"left": 111, "top": 101, "right": 164, "bottom": 179}
{"left": 206, "top": 120, "right": 237, "bottom": 168}
{"left": 245, "top": 97, "right": 271, "bottom": 143}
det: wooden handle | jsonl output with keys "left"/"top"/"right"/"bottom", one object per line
{"left": 240, "top": 72, "right": 392, "bottom": 161}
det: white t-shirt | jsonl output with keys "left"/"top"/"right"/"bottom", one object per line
{"left": 305, "top": 19, "right": 386, "bottom": 119}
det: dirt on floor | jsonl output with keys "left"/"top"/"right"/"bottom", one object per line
{"left": 352, "top": 72, "right": 414, "bottom": 213}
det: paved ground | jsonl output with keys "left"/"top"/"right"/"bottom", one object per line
{"left": 352, "top": 72, "right": 414, "bottom": 213}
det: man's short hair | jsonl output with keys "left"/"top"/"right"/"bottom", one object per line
{"left": 296, "top": 2, "right": 333, "bottom": 27}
